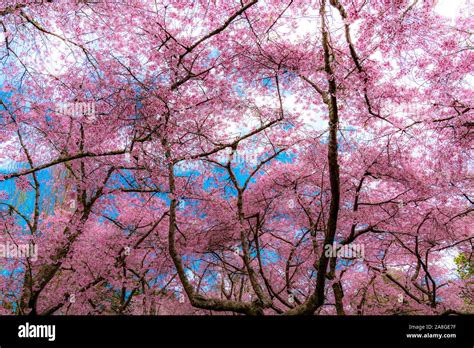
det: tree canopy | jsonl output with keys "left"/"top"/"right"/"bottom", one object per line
{"left": 0, "top": 0, "right": 472, "bottom": 315}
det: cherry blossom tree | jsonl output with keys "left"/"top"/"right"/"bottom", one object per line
{"left": 0, "top": 0, "right": 472, "bottom": 315}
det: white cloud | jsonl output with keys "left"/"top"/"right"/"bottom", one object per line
{"left": 435, "top": 0, "right": 466, "bottom": 19}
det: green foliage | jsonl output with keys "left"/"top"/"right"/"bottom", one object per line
{"left": 454, "top": 252, "right": 474, "bottom": 280}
